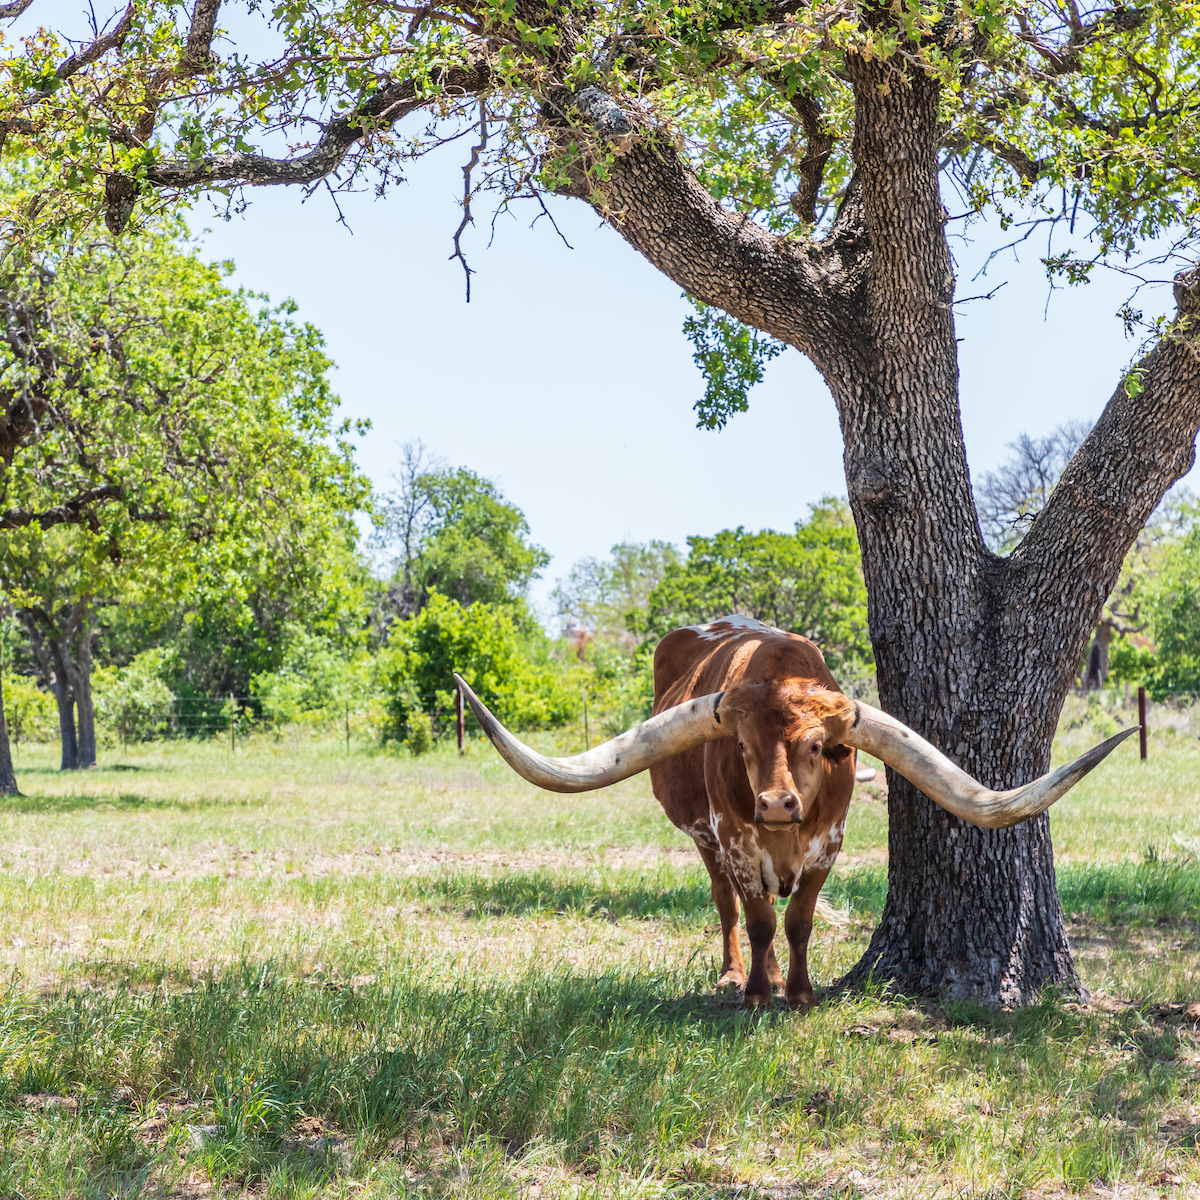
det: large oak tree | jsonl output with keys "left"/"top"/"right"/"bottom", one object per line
{"left": 4, "top": 0, "right": 1198, "bottom": 1003}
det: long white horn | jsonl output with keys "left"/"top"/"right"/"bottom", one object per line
{"left": 846, "top": 703, "right": 1138, "bottom": 829}
{"left": 454, "top": 673, "right": 730, "bottom": 793}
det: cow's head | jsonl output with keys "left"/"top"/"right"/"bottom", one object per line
{"left": 718, "top": 681, "right": 855, "bottom": 825}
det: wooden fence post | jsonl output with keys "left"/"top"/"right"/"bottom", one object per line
{"left": 229, "top": 693, "right": 236, "bottom": 753}
{"left": 1138, "top": 686, "right": 1147, "bottom": 761}
{"left": 456, "top": 681, "right": 465, "bottom": 755}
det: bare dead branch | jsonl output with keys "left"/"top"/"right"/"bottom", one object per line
{"left": 450, "top": 100, "right": 488, "bottom": 302}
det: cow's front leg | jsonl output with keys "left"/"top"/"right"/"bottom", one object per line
{"left": 783, "top": 868, "right": 830, "bottom": 1009}
{"left": 695, "top": 842, "right": 745, "bottom": 988}
{"left": 765, "top": 935, "right": 785, "bottom": 993}
{"left": 742, "top": 894, "right": 778, "bottom": 1007}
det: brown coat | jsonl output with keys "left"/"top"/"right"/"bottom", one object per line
{"left": 648, "top": 615, "right": 858, "bottom": 1007}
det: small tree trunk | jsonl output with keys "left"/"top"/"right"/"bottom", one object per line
{"left": 53, "top": 676, "right": 79, "bottom": 770}
{"left": 73, "top": 606, "right": 97, "bottom": 767}
{"left": 0, "top": 644, "right": 20, "bottom": 796}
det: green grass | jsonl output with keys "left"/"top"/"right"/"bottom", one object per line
{"left": 0, "top": 720, "right": 1197, "bottom": 1197}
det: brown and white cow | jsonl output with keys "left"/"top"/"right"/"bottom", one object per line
{"left": 455, "top": 615, "right": 1134, "bottom": 1008}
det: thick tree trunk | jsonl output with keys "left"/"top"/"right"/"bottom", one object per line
{"left": 51, "top": 665, "right": 79, "bottom": 770}
{"left": 817, "top": 59, "right": 1078, "bottom": 1003}
{"left": 568, "top": 47, "right": 1200, "bottom": 1005}
{"left": 20, "top": 597, "right": 98, "bottom": 771}
{"left": 0, "top": 644, "right": 19, "bottom": 796}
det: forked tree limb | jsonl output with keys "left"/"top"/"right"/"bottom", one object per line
{"left": 1012, "top": 265, "right": 1200, "bottom": 624}
{"left": 144, "top": 54, "right": 492, "bottom": 188}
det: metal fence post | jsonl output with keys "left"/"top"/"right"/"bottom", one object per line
{"left": 456, "top": 681, "right": 465, "bottom": 755}
{"left": 1138, "top": 686, "right": 1147, "bottom": 761}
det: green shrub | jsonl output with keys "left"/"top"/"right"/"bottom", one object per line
{"left": 1146, "top": 521, "right": 1200, "bottom": 697}
{"left": 1, "top": 673, "right": 57, "bottom": 743}
{"left": 380, "top": 593, "right": 576, "bottom": 741}
{"left": 250, "top": 634, "right": 378, "bottom": 736}
{"left": 406, "top": 710, "right": 434, "bottom": 756}
{"left": 92, "top": 650, "right": 174, "bottom": 744}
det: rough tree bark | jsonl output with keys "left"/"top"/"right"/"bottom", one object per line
{"left": 0, "top": 642, "right": 19, "bottom": 795}
{"left": 21, "top": 597, "right": 98, "bottom": 770}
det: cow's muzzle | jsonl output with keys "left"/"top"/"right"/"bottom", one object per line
{"left": 755, "top": 790, "right": 802, "bottom": 825}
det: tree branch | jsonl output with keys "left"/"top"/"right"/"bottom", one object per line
{"left": 548, "top": 87, "right": 852, "bottom": 368}
{"left": 1011, "top": 264, "right": 1200, "bottom": 649}
{"left": 143, "top": 53, "right": 490, "bottom": 189}
{"left": 0, "top": 484, "right": 124, "bottom": 530}
{"left": 785, "top": 90, "right": 834, "bottom": 225}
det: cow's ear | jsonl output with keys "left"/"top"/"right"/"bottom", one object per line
{"left": 805, "top": 688, "right": 857, "bottom": 745}
{"left": 717, "top": 682, "right": 755, "bottom": 725}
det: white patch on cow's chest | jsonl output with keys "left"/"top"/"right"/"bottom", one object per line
{"left": 803, "top": 819, "right": 846, "bottom": 871}
{"left": 719, "top": 828, "right": 787, "bottom": 899}
{"left": 686, "top": 614, "right": 784, "bottom": 641}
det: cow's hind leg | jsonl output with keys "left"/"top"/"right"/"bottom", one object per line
{"left": 783, "top": 868, "right": 831, "bottom": 1009}
{"left": 696, "top": 842, "right": 745, "bottom": 989}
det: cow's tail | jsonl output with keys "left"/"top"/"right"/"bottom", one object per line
{"left": 813, "top": 893, "right": 849, "bottom": 928}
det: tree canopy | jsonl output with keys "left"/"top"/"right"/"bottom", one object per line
{"left": 631, "top": 497, "right": 871, "bottom": 672}
{"left": 375, "top": 443, "right": 548, "bottom": 627}
{"left": 0, "top": 212, "right": 369, "bottom": 772}
{"left": 1, "top": 0, "right": 1197, "bottom": 281}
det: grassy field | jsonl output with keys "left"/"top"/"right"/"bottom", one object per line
{"left": 0, "top": 705, "right": 1198, "bottom": 1199}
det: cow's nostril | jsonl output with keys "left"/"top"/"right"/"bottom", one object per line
{"left": 785, "top": 798, "right": 796, "bottom": 809}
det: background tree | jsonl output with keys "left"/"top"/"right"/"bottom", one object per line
{"left": 380, "top": 592, "right": 576, "bottom": 744}
{"left": 0, "top": 215, "right": 368, "bottom": 780}
{"left": 8, "top": 0, "right": 1200, "bottom": 1002}
{"left": 552, "top": 540, "right": 681, "bottom": 647}
{"left": 632, "top": 497, "right": 872, "bottom": 678}
{"left": 976, "top": 423, "right": 1195, "bottom": 691}
{"left": 375, "top": 445, "right": 548, "bottom": 628}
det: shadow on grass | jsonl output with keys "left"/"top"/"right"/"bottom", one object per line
{"left": 9, "top": 762, "right": 167, "bottom": 776}
{"left": 413, "top": 869, "right": 714, "bottom": 921}
{"left": 0, "top": 790, "right": 246, "bottom": 815}
{"left": 825, "top": 860, "right": 1200, "bottom": 927}
{"left": 6, "top": 949, "right": 1195, "bottom": 1189}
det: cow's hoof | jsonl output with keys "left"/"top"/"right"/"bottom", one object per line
{"left": 787, "top": 991, "right": 817, "bottom": 1010}
{"left": 717, "top": 968, "right": 746, "bottom": 990}
{"left": 742, "top": 988, "right": 773, "bottom": 1008}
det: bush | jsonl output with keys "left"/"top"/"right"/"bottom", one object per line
{"left": 1146, "top": 521, "right": 1200, "bottom": 697}
{"left": 251, "top": 633, "right": 378, "bottom": 736}
{"left": 92, "top": 650, "right": 174, "bottom": 744}
{"left": 2, "top": 673, "right": 57, "bottom": 743}
{"left": 380, "top": 593, "right": 576, "bottom": 742}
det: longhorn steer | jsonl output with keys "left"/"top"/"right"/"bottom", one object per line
{"left": 456, "top": 616, "right": 1135, "bottom": 1008}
